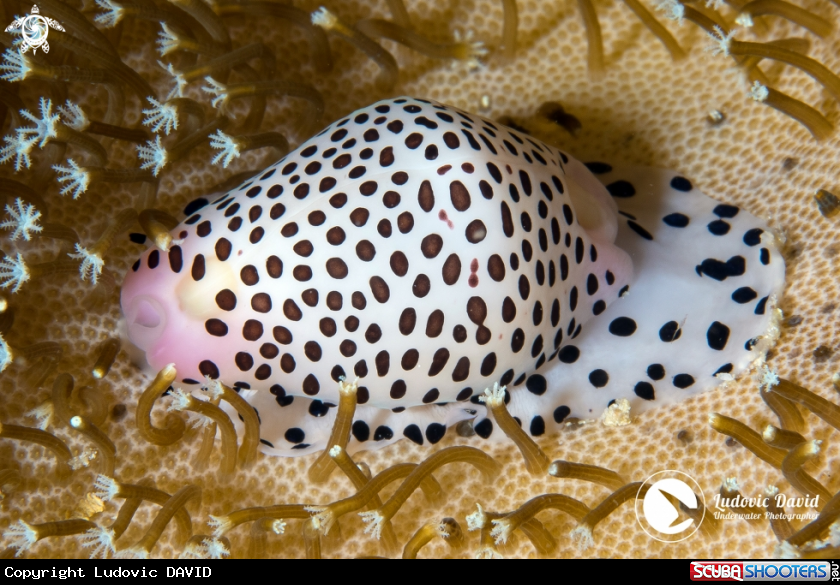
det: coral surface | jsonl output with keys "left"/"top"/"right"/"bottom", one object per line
{"left": 0, "top": 0, "right": 838, "bottom": 559}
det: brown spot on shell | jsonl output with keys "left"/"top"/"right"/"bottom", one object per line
{"left": 421, "top": 234, "right": 443, "bottom": 258}
{"left": 442, "top": 254, "right": 461, "bottom": 285}
{"left": 390, "top": 251, "right": 409, "bottom": 276}
{"left": 251, "top": 293, "right": 271, "bottom": 313}
{"left": 293, "top": 265, "right": 312, "bottom": 281}
{"left": 487, "top": 254, "right": 505, "bottom": 281}
{"left": 465, "top": 219, "right": 487, "bottom": 243}
{"left": 356, "top": 240, "right": 376, "bottom": 261}
{"left": 375, "top": 350, "right": 390, "bottom": 376}
{"left": 215, "top": 289, "right": 236, "bottom": 311}
{"left": 418, "top": 180, "right": 434, "bottom": 212}
{"left": 327, "top": 291, "right": 343, "bottom": 310}
{"left": 399, "top": 308, "right": 416, "bottom": 335}
{"left": 205, "top": 319, "right": 228, "bottom": 337}
{"left": 397, "top": 212, "right": 414, "bottom": 234}
{"left": 243, "top": 320, "right": 264, "bottom": 341}
{"left": 266, "top": 256, "right": 282, "bottom": 278}
{"left": 327, "top": 226, "right": 346, "bottom": 245}
{"left": 304, "top": 341, "right": 322, "bottom": 362}
{"left": 449, "top": 181, "right": 471, "bottom": 211}
{"left": 301, "top": 288, "right": 319, "bottom": 307}
{"left": 319, "top": 317, "right": 336, "bottom": 337}
{"left": 379, "top": 146, "right": 394, "bottom": 167}
{"left": 369, "top": 276, "right": 390, "bottom": 302}
{"left": 452, "top": 357, "right": 470, "bottom": 381}
{"left": 390, "top": 380, "right": 407, "bottom": 398}
{"left": 273, "top": 326, "right": 292, "bottom": 344}
{"left": 169, "top": 245, "right": 183, "bottom": 272}
{"left": 467, "top": 296, "right": 487, "bottom": 324}
{"left": 294, "top": 240, "right": 314, "bottom": 257}
{"left": 426, "top": 310, "right": 444, "bottom": 337}
{"left": 280, "top": 354, "right": 296, "bottom": 373}
{"left": 191, "top": 254, "right": 205, "bottom": 281}
{"left": 350, "top": 208, "right": 369, "bottom": 227}
{"left": 283, "top": 299, "right": 302, "bottom": 321}
{"left": 413, "top": 274, "right": 431, "bottom": 297}
{"left": 241, "top": 265, "right": 259, "bottom": 286}
{"left": 216, "top": 238, "right": 233, "bottom": 262}
{"left": 502, "top": 297, "right": 517, "bottom": 322}
{"left": 428, "top": 348, "right": 450, "bottom": 376}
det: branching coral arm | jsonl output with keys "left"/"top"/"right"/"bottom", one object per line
{"left": 359, "top": 447, "right": 500, "bottom": 539}
{"left": 209, "top": 504, "right": 310, "bottom": 537}
{"left": 247, "top": 518, "right": 284, "bottom": 559}
{"left": 329, "top": 446, "right": 400, "bottom": 554}
{"left": 169, "top": 389, "right": 237, "bottom": 475}
{"left": 70, "top": 415, "right": 116, "bottom": 477}
{"left": 780, "top": 440, "right": 831, "bottom": 505}
{"left": 762, "top": 424, "right": 806, "bottom": 449}
{"left": 738, "top": 0, "right": 832, "bottom": 37}
{"left": 402, "top": 518, "right": 464, "bottom": 558}
{"left": 785, "top": 489, "right": 840, "bottom": 547}
{"left": 621, "top": 0, "right": 685, "bottom": 60}
{"left": 305, "top": 463, "right": 419, "bottom": 536}
{"left": 117, "top": 485, "right": 201, "bottom": 558}
{"left": 490, "top": 494, "right": 590, "bottom": 544}
{"left": 518, "top": 518, "right": 557, "bottom": 555}
{"left": 308, "top": 378, "right": 358, "bottom": 482}
{"left": 480, "top": 383, "right": 549, "bottom": 475}
{"left": 709, "top": 412, "right": 786, "bottom": 467}
{"left": 177, "top": 44, "right": 275, "bottom": 85}
{"left": 311, "top": 7, "right": 398, "bottom": 90}
{"left": 500, "top": 0, "right": 518, "bottom": 61}
{"left": 68, "top": 209, "right": 137, "bottom": 285}
{"left": 761, "top": 383, "right": 806, "bottom": 433}
{"left": 3, "top": 519, "right": 96, "bottom": 556}
{"left": 94, "top": 476, "right": 192, "bottom": 543}
{"left": 571, "top": 482, "right": 648, "bottom": 549}
{"left": 354, "top": 19, "right": 487, "bottom": 65}
{"left": 549, "top": 460, "right": 626, "bottom": 490}
{"left": 748, "top": 81, "right": 833, "bottom": 141}
{"left": 0, "top": 422, "right": 72, "bottom": 481}
{"left": 169, "top": 0, "right": 230, "bottom": 47}
{"left": 213, "top": 1, "right": 333, "bottom": 71}
{"left": 724, "top": 39, "right": 840, "bottom": 104}
{"left": 709, "top": 413, "right": 826, "bottom": 501}
{"left": 209, "top": 130, "right": 288, "bottom": 168}
{"left": 54, "top": 160, "right": 155, "bottom": 200}
{"left": 765, "top": 486, "right": 795, "bottom": 541}
{"left": 92, "top": 338, "right": 121, "bottom": 380}
{"left": 202, "top": 78, "right": 322, "bottom": 128}
{"left": 0, "top": 179, "right": 48, "bottom": 219}
{"left": 39, "top": 0, "right": 119, "bottom": 58}
{"left": 577, "top": 0, "right": 605, "bottom": 76}
{"left": 771, "top": 378, "right": 840, "bottom": 430}
{"left": 136, "top": 364, "right": 186, "bottom": 446}
{"left": 207, "top": 381, "right": 260, "bottom": 469}
{"left": 386, "top": 0, "right": 412, "bottom": 27}
{"left": 109, "top": 478, "right": 155, "bottom": 540}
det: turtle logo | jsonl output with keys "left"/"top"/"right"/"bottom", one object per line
{"left": 5, "top": 5, "right": 65, "bottom": 54}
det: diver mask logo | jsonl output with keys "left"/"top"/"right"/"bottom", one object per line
{"left": 635, "top": 470, "right": 705, "bottom": 543}
{"left": 5, "top": 5, "right": 65, "bottom": 55}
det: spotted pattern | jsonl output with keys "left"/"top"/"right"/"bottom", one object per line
{"left": 123, "top": 97, "right": 784, "bottom": 456}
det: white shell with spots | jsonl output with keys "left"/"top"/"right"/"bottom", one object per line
{"left": 121, "top": 97, "right": 784, "bottom": 455}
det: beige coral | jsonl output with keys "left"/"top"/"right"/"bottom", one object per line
{"left": 0, "top": 0, "right": 838, "bottom": 559}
